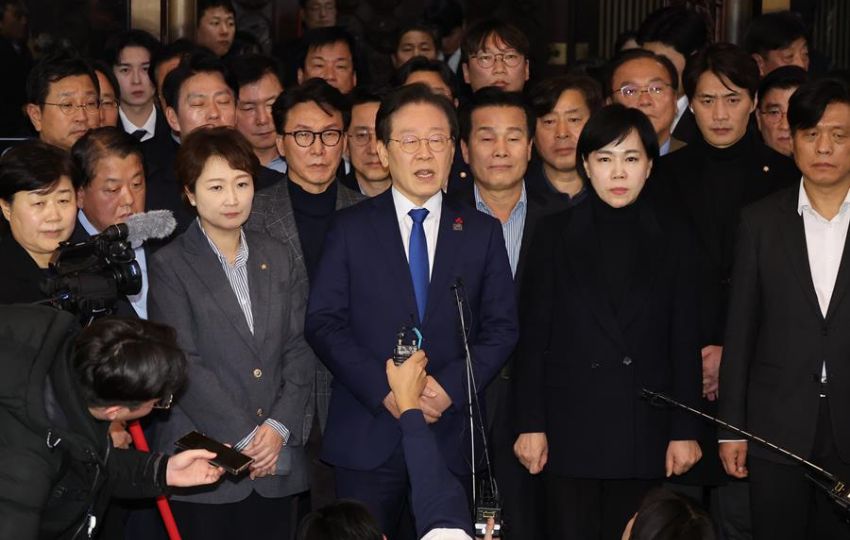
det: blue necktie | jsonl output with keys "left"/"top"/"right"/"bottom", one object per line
{"left": 408, "top": 208, "right": 430, "bottom": 321}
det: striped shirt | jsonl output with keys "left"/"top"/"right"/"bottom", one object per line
{"left": 474, "top": 183, "right": 528, "bottom": 277}
{"left": 198, "top": 220, "right": 290, "bottom": 450}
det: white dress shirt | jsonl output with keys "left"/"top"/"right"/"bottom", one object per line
{"left": 119, "top": 106, "right": 157, "bottom": 142}
{"left": 670, "top": 94, "right": 689, "bottom": 134}
{"left": 798, "top": 179, "right": 850, "bottom": 383}
{"left": 392, "top": 187, "right": 442, "bottom": 278}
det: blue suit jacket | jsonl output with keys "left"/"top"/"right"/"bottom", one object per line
{"left": 305, "top": 189, "right": 518, "bottom": 474}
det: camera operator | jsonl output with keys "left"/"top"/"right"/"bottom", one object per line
{"left": 0, "top": 307, "right": 225, "bottom": 539}
{"left": 70, "top": 126, "right": 149, "bottom": 319}
{"left": 0, "top": 141, "right": 79, "bottom": 304}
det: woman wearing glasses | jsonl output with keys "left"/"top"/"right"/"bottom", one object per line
{"left": 148, "top": 127, "right": 315, "bottom": 539}
{"left": 513, "top": 104, "right": 703, "bottom": 539}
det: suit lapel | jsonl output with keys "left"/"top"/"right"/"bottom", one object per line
{"left": 563, "top": 203, "right": 628, "bottom": 351}
{"left": 425, "top": 199, "right": 464, "bottom": 324}
{"left": 183, "top": 223, "right": 259, "bottom": 354}
{"left": 778, "top": 191, "right": 824, "bottom": 321}
{"left": 369, "top": 191, "right": 420, "bottom": 322}
{"left": 246, "top": 233, "right": 270, "bottom": 350}
{"left": 825, "top": 211, "right": 850, "bottom": 321}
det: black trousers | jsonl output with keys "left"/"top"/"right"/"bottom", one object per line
{"left": 749, "top": 398, "right": 850, "bottom": 540}
{"left": 169, "top": 491, "right": 294, "bottom": 540}
{"left": 543, "top": 474, "right": 657, "bottom": 540}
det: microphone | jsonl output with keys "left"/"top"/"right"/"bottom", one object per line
{"left": 451, "top": 277, "right": 464, "bottom": 292}
{"left": 123, "top": 210, "right": 177, "bottom": 246}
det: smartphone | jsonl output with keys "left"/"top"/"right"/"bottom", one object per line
{"left": 175, "top": 431, "right": 254, "bottom": 475}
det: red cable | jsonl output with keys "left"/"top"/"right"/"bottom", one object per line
{"left": 128, "top": 420, "right": 182, "bottom": 540}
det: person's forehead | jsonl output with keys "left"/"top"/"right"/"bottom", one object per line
{"left": 305, "top": 0, "right": 334, "bottom": 8}
{"left": 119, "top": 46, "right": 151, "bottom": 64}
{"left": 549, "top": 88, "right": 589, "bottom": 113}
{"left": 240, "top": 72, "right": 282, "bottom": 96}
{"left": 477, "top": 32, "right": 520, "bottom": 54}
{"left": 696, "top": 71, "right": 745, "bottom": 93}
{"left": 181, "top": 71, "right": 230, "bottom": 96}
{"left": 307, "top": 41, "right": 352, "bottom": 60}
{"left": 614, "top": 57, "right": 670, "bottom": 84}
{"left": 286, "top": 100, "right": 342, "bottom": 126}
{"left": 201, "top": 6, "right": 234, "bottom": 20}
{"left": 774, "top": 37, "right": 808, "bottom": 53}
{"left": 48, "top": 74, "right": 97, "bottom": 96}
{"left": 401, "top": 30, "right": 433, "bottom": 44}
{"left": 391, "top": 102, "right": 450, "bottom": 130}
{"left": 351, "top": 101, "right": 379, "bottom": 121}
{"left": 762, "top": 86, "right": 797, "bottom": 104}
{"left": 472, "top": 104, "right": 526, "bottom": 127}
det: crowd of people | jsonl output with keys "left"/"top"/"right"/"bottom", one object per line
{"left": 1, "top": 0, "right": 849, "bottom": 539}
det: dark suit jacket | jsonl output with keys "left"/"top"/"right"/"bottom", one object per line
{"left": 147, "top": 222, "right": 316, "bottom": 502}
{"left": 305, "top": 189, "right": 518, "bottom": 473}
{"left": 0, "top": 37, "right": 32, "bottom": 137}
{"left": 0, "top": 235, "right": 48, "bottom": 304}
{"left": 720, "top": 186, "right": 850, "bottom": 464}
{"left": 141, "top": 135, "right": 195, "bottom": 237}
{"left": 514, "top": 197, "right": 703, "bottom": 479}
{"left": 246, "top": 177, "right": 364, "bottom": 433}
{"left": 650, "top": 131, "right": 800, "bottom": 345}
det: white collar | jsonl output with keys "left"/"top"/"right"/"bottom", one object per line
{"left": 119, "top": 105, "right": 156, "bottom": 135}
{"left": 392, "top": 187, "right": 442, "bottom": 222}
{"left": 797, "top": 177, "right": 850, "bottom": 217}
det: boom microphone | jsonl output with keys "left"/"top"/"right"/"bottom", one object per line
{"left": 123, "top": 210, "right": 177, "bottom": 246}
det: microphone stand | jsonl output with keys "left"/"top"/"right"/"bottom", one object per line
{"left": 452, "top": 280, "right": 499, "bottom": 510}
{"left": 641, "top": 389, "right": 850, "bottom": 513}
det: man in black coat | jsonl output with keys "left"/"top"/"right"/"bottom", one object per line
{"left": 649, "top": 44, "right": 800, "bottom": 536}
{"left": 719, "top": 78, "right": 850, "bottom": 540}
{"left": 0, "top": 308, "right": 224, "bottom": 539}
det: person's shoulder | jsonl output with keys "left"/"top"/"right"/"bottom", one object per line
{"left": 150, "top": 227, "right": 193, "bottom": 264}
{"left": 743, "top": 183, "right": 797, "bottom": 223}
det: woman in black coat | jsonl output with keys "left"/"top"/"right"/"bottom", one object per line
{"left": 0, "top": 141, "right": 78, "bottom": 304}
{"left": 513, "top": 104, "right": 703, "bottom": 539}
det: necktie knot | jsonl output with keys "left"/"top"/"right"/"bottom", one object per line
{"left": 409, "top": 208, "right": 429, "bottom": 224}
{"left": 131, "top": 129, "right": 146, "bottom": 141}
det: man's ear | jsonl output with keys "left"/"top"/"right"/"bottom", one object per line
{"left": 76, "top": 187, "right": 86, "bottom": 210}
{"left": 462, "top": 62, "right": 470, "bottom": 85}
{"left": 275, "top": 134, "right": 286, "bottom": 158}
{"left": 101, "top": 405, "right": 124, "bottom": 421}
{"left": 165, "top": 106, "right": 181, "bottom": 134}
{"left": 460, "top": 139, "right": 470, "bottom": 165}
{"left": 752, "top": 53, "right": 767, "bottom": 77}
{"left": 297, "top": 68, "right": 305, "bottom": 85}
{"left": 25, "top": 103, "right": 43, "bottom": 133}
{"left": 376, "top": 140, "right": 390, "bottom": 169}
{"left": 0, "top": 198, "right": 11, "bottom": 221}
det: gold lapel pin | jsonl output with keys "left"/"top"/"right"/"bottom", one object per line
{"left": 763, "top": 165, "right": 770, "bottom": 173}
{"left": 260, "top": 263, "right": 268, "bottom": 270}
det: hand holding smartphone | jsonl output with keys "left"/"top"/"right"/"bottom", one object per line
{"left": 175, "top": 431, "right": 254, "bottom": 475}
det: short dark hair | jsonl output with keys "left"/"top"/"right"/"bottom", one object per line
{"left": 394, "top": 22, "right": 439, "bottom": 54}
{"left": 788, "top": 78, "right": 850, "bottom": 135}
{"left": 91, "top": 59, "right": 121, "bottom": 102}
{"left": 683, "top": 43, "right": 760, "bottom": 101}
{"left": 459, "top": 87, "right": 534, "bottom": 142}
{"left": 175, "top": 127, "right": 259, "bottom": 195}
{"left": 576, "top": 103, "right": 659, "bottom": 184}
{"left": 151, "top": 39, "right": 199, "bottom": 93}
{"left": 297, "top": 500, "right": 382, "bottom": 540}
{"left": 461, "top": 17, "right": 530, "bottom": 60}
{"left": 348, "top": 86, "right": 385, "bottom": 109}
{"left": 744, "top": 11, "right": 808, "bottom": 57}
{"left": 197, "top": 0, "right": 235, "bottom": 25}
{"left": 227, "top": 54, "right": 283, "bottom": 92}
{"left": 26, "top": 51, "right": 100, "bottom": 106}
{"left": 629, "top": 488, "right": 714, "bottom": 540}
{"left": 393, "top": 56, "right": 458, "bottom": 98}
{"left": 298, "top": 0, "right": 337, "bottom": 8}
{"left": 162, "top": 50, "right": 234, "bottom": 112}
{"left": 71, "top": 127, "right": 143, "bottom": 189}
{"left": 271, "top": 77, "right": 350, "bottom": 134}
{"left": 375, "top": 83, "right": 459, "bottom": 144}
{"left": 73, "top": 317, "right": 188, "bottom": 409}
{"left": 103, "top": 29, "right": 161, "bottom": 68}
{"left": 757, "top": 65, "right": 808, "bottom": 104}
{"left": 528, "top": 74, "right": 603, "bottom": 119}
{"left": 298, "top": 26, "right": 357, "bottom": 74}
{"left": 0, "top": 140, "right": 78, "bottom": 202}
{"left": 604, "top": 48, "right": 680, "bottom": 99}
{"left": 637, "top": 6, "right": 711, "bottom": 58}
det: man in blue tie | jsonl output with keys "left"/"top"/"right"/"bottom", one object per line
{"left": 305, "top": 83, "right": 518, "bottom": 539}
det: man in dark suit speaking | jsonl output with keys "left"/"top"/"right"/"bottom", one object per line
{"left": 305, "top": 84, "right": 518, "bottom": 538}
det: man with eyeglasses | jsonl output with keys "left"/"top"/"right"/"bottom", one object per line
{"left": 607, "top": 49, "right": 684, "bottom": 156}
{"left": 246, "top": 77, "right": 362, "bottom": 512}
{"left": 24, "top": 53, "right": 101, "bottom": 151}
{"left": 755, "top": 65, "right": 808, "bottom": 157}
{"left": 305, "top": 83, "right": 517, "bottom": 539}
{"left": 0, "top": 311, "right": 225, "bottom": 539}
{"left": 341, "top": 88, "right": 391, "bottom": 197}
{"left": 461, "top": 18, "right": 530, "bottom": 94}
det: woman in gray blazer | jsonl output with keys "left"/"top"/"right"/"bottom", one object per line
{"left": 148, "top": 127, "right": 315, "bottom": 539}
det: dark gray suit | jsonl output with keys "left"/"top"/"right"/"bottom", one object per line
{"left": 246, "top": 178, "right": 364, "bottom": 433}
{"left": 148, "top": 221, "right": 315, "bottom": 504}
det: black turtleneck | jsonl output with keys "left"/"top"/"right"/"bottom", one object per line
{"left": 288, "top": 178, "right": 338, "bottom": 280}
{"left": 592, "top": 194, "right": 641, "bottom": 314}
